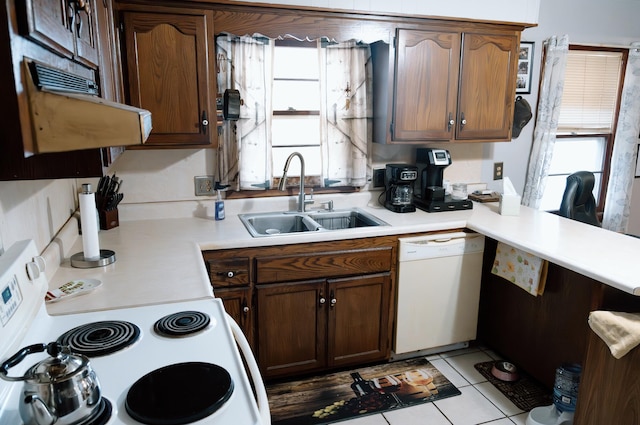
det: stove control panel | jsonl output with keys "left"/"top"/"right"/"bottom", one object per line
{"left": 0, "top": 240, "right": 48, "bottom": 359}
{"left": 0, "top": 275, "right": 23, "bottom": 326}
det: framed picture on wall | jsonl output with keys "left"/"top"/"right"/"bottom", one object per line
{"left": 516, "top": 42, "right": 534, "bottom": 94}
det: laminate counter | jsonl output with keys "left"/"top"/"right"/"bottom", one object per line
{"left": 43, "top": 191, "right": 640, "bottom": 316}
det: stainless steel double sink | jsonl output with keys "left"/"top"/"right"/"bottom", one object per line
{"left": 239, "top": 208, "right": 389, "bottom": 237}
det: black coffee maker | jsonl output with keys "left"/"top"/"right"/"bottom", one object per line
{"left": 384, "top": 164, "right": 418, "bottom": 213}
{"left": 413, "top": 148, "right": 473, "bottom": 212}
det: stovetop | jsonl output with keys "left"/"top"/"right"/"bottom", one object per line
{"left": 0, "top": 240, "right": 264, "bottom": 425}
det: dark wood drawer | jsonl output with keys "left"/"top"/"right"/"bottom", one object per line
{"left": 255, "top": 247, "right": 392, "bottom": 284}
{"left": 206, "top": 257, "right": 250, "bottom": 288}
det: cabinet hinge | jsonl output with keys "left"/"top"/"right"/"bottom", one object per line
{"left": 393, "top": 36, "right": 397, "bottom": 50}
{"left": 390, "top": 122, "right": 394, "bottom": 134}
{"left": 119, "top": 22, "right": 124, "bottom": 33}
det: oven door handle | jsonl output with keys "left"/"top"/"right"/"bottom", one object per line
{"left": 225, "top": 313, "right": 271, "bottom": 425}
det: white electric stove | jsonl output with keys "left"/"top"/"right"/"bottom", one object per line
{"left": 0, "top": 240, "right": 270, "bottom": 425}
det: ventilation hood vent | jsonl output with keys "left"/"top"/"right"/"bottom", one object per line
{"left": 24, "top": 59, "right": 152, "bottom": 155}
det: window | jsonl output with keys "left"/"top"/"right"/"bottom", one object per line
{"left": 271, "top": 42, "right": 322, "bottom": 186}
{"left": 215, "top": 35, "right": 371, "bottom": 194}
{"left": 538, "top": 46, "right": 627, "bottom": 212}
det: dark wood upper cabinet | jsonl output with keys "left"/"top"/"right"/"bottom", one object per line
{"left": 16, "top": 0, "right": 99, "bottom": 68}
{"left": 120, "top": 8, "right": 217, "bottom": 148}
{"left": 373, "top": 27, "right": 520, "bottom": 143}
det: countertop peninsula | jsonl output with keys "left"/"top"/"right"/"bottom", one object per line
{"left": 43, "top": 191, "right": 640, "bottom": 316}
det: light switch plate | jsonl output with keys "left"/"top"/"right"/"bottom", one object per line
{"left": 194, "top": 176, "right": 215, "bottom": 196}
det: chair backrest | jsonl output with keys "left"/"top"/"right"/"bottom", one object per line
{"left": 557, "top": 171, "right": 601, "bottom": 227}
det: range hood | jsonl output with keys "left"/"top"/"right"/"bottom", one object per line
{"left": 23, "top": 60, "right": 152, "bottom": 155}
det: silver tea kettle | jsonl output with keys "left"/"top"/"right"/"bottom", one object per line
{"left": 0, "top": 342, "right": 102, "bottom": 425}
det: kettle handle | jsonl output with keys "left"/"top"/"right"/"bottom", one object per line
{"left": 0, "top": 342, "right": 62, "bottom": 382}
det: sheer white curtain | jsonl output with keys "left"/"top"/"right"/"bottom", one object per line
{"left": 216, "top": 34, "right": 273, "bottom": 190}
{"left": 522, "top": 35, "right": 569, "bottom": 208}
{"left": 216, "top": 35, "right": 370, "bottom": 191}
{"left": 602, "top": 43, "right": 640, "bottom": 232}
{"left": 320, "top": 41, "right": 371, "bottom": 187}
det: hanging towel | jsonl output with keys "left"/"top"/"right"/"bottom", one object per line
{"left": 588, "top": 311, "right": 640, "bottom": 359}
{"left": 491, "top": 242, "right": 548, "bottom": 296}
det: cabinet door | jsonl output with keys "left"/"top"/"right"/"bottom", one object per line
{"left": 73, "top": 0, "right": 99, "bottom": 68}
{"left": 256, "top": 281, "right": 326, "bottom": 378}
{"left": 215, "top": 287, "right": 254, "bottom": 351}
{"left": 456, "top": 32, "right": 518, "bottom": 141}
{"left": 122, "top": 10, "right": 215, "bottom": 147}
{"left": 17, "top": 0, "right": 75, "bottom": 60}
{"left": 17, "top": 0, "right": 99, "bottom": 68}
{"left": 327, "top": 273, "right": 391, "bottom": 368}
{"left": 393, "top": 29, "right": 460, "bottom": 141}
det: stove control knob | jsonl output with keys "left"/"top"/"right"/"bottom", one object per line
{"left": 33, "top": 256, "right": 46, "bottom": 273}
{"left": 26, "top": 256, "right": 46, "bottom": 281}
{"left": 26, "top": 262, "right": 40, "bottom": 281}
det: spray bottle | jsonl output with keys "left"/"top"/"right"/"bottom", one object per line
{"left": 215, "top": 182, "right": 227, "bottom": 221}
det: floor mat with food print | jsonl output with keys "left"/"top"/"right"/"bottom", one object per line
{"left": 267, "top": 357, "right": 461, "bottom": 425}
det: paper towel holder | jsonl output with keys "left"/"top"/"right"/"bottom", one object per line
{"left": 70, "top": 249, "right": 116, "bottom": 268}
{"left": 71, "top": 183, "right": 116, "bottom": 268}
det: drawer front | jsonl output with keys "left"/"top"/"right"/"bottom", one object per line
{"left": 255, "top": 247, "right": 392, "bottom": 284}
{"left": 206, "top": 257, "right": 250, "bottom": 288}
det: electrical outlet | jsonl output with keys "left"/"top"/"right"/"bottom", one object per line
{"left": 194, "top": 176, "right": 215, "bottom": 196}
{"left": 493, "top": 162, "right": 504, "bottom": 180}
{"left": 372, "top": 169, "right": 385, "bottom": 188}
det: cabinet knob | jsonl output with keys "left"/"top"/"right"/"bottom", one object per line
{"left": 319, "top": 297, "right": 326, "bottom": 305}
{"left": 330, "top": 290, "right": 336, "bottom": 307}
{"left": 227, "top": 271, "right": 235, "bottom": 278}
{"left": 201, "top": 110, "right": 209, "bottom": 134}
{"left": 460, "top": 112, "right": 467, "bottom": 128}
{"left": 243, "top": 306, "right": 250, "bottom": 313}
{"left": 448, "top": 112, "right": 454, "bottom": 131}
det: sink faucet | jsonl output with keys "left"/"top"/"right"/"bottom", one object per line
{"left": 278, "top": 152, "right": 313, "bottom": 212}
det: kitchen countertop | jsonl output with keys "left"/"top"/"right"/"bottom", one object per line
{"left": 43, "top": 191, "right": 640, "bottom": 316}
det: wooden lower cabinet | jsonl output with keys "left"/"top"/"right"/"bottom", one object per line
{"left": 203, "top": 235, "right": 398, "bottom": 380}
{"left": 256, "top": 280, "right": 327, "bottom": 378}
{"left": 257, "top": 273, "right": 391, "bottom": 379}
{"left": 215, "top": 287, "right": 254, "bottom": 349}
{"left": 327, "top": 273, "right": 391, "bottom": 368}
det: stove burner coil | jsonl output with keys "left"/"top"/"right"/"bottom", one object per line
{"left": 125, "top": 362, "right": 233, "bottom": 425}
{"left": 82, "top": 397, "right": 112, "bottom": 425}
{"left": 57, "top": 321, "right": 141, "bottom": 357}
{"left": 154, "top": 311, "right": 210, "bottom": 337}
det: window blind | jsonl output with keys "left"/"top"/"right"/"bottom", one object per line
{"left": 558, "top": 50, "right": 623, "bottom": 133}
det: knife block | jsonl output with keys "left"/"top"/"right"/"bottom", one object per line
{"left": 99, "top": 208, "right": 119, "bottom": 230}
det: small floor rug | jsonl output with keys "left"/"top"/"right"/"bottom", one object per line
{"left": 267, "top": 357, "right": 461, "bottom": 425}
{"left": 474, "top": 361, "right": 553, "bottom": 411}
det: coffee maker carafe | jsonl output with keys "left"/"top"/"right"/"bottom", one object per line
{"left": 414, "top": 148, "right": 473, "bottom": 212}
{"left": 384, "top": 164, "right": 418, "bottom": 213}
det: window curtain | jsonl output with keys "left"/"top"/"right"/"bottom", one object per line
{"left": 216, "top": 35, "right": 370, "bottom": 191}
{"left": 522, "top": 35, "right": 570, "bottom": 208}
{"left": 216, "top": 34, "right": 273, "bottom": 190}
{"left": 320, "top": 41, "right": 372, "bottom": 187}
{"left": 602, "top": 42, "right": 640, "bottom": 232}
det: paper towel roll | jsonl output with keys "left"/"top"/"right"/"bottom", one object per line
{"left": 79, "top": 184, "right": 100, "bottom": 260}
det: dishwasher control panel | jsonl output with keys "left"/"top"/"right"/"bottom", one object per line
{"left": 398, "top": 232, "right": 485, "bottom": 261}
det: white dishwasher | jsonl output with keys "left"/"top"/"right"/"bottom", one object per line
{"left": 394, "top": 231, "right": 485, "bottom": 356}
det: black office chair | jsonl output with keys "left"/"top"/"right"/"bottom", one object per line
{"left": 557, "top": 171, "right": 601, "bottom": 227}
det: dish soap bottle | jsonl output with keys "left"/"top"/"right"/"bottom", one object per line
{"left": 215, "top": 188, "right": 225, "bottom": 221}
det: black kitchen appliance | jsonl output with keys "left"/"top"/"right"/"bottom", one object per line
{"left": 384, "top": 164, "right": 418, "bottom": 213}
{"left": 413, "top": 148, "right": 473, "bottom": 213}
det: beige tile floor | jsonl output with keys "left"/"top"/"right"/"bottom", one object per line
{"left": 330, "top": 346, "right": 540, "bottom": 425}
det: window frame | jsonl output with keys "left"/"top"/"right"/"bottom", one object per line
{"left": 542, "top": 45, "right": 627, "bottom": 215}
{"left": 226, "top": 38, "right": 358, "bottom": 199}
